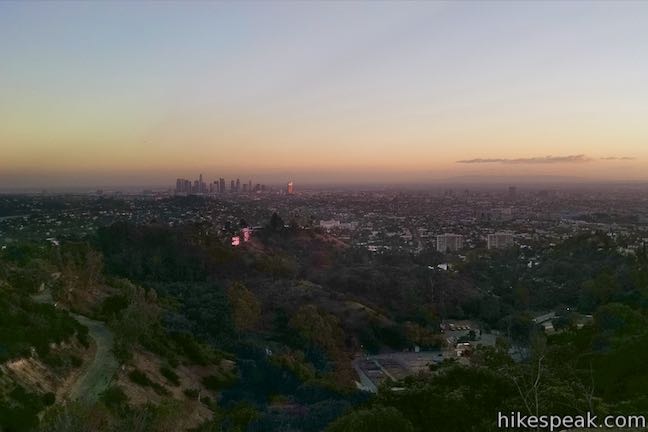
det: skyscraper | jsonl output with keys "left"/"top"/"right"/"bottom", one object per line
{"left": 236, "top": 178, "right": 240, "bottom": 192}
{"left": 199, "top": 174, "right": 203, "bottom": 192}
{"left": 287, "top": 181, "right": 294, "bottom": 195}
{"left": 219, "top": 178, "right": 226, "bottom": 193}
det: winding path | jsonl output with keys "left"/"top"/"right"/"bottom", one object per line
{"left": 67, "top": 313, "right": 119, "bottom": 402}
{"left": 32, "top": 289, "right": 119, "bottom": 402}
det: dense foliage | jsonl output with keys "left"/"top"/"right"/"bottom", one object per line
{"left": 3, "top": 217, "right": 648, "bottom": 431}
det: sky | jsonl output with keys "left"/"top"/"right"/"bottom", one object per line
{"left": 1, "top": 1, "right": 647, "bottom": 188}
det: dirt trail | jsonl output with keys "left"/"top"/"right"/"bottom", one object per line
{"left": 67, "top": 314, "right": 119, "bottom": 402}
{"left": 32, "top": 289, "right": 119, "bottom": 402}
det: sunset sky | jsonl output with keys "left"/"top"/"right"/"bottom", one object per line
{"left": 1, "top": 1, "right": 647, "bottom": 188}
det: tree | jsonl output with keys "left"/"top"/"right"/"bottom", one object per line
{"left": 327, "top": 406, "right": 414, "bottom": 432}
{"left": 594, "top": 302, "right": 645, "bottom": 337}
{"left": 289, "top": 305, "right": 343, "bottom": 355}
{"left": 227, "top": 282, "right": 261, "bottom": 333}
{"left": 376, "top": 366, "right": 517, "bottom": 432}
{"left": 225, "top": 402, "right": 259, "bottom": 432}
{"left": 269, "top": 213, "right": 284, "bottom": 232}
{"left": 109, "top": 281, "right": 160, "bottom": 361}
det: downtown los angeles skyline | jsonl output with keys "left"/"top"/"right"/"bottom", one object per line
{"left": 1, "top": 1, "right": 648, "bottom": 188}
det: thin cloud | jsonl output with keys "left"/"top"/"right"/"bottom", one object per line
{"left": 456, "top": 155, "right": 592, "bottom": 164}
{"left": 600, "top": 156, "right": 636, "bottom": 161}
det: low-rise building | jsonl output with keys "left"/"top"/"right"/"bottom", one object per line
{"left": 487, "top": 232, "right": 514, "bottom": 249}
{"left": 437, "top": 233, "right": 464, "bottom": 252}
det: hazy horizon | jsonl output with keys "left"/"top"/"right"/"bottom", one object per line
{"left": 3, "top": 173, "right": 648, "bottom": 194}
{"left": 2, "top": 1, "right": 648, "bottom": 187}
